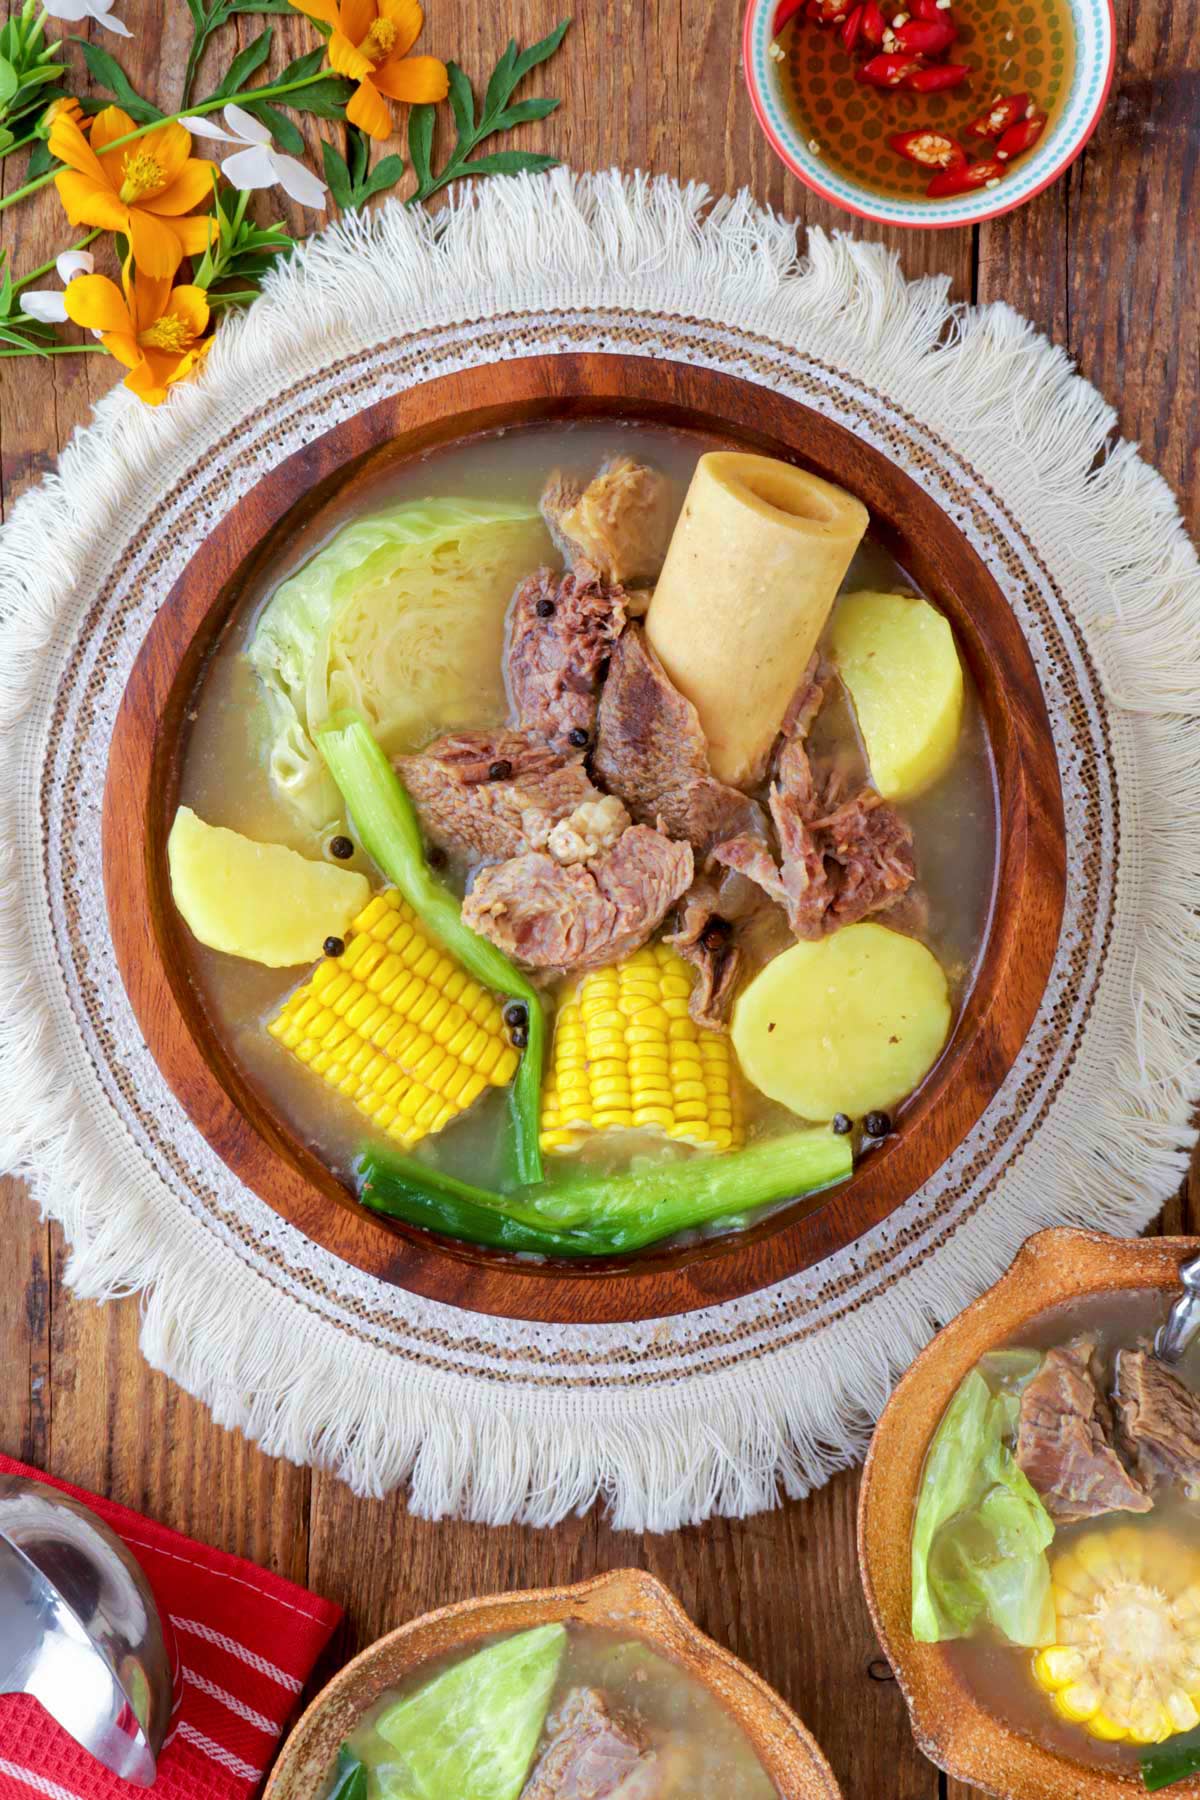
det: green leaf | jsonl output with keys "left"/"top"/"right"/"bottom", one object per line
{"left": 407, "top": 104, "right": 434, "bottom": 190}
{"left": 446, "top": 62, "right": 475, "bottom": 141}
{"left": 241, "top": 98, "right": 305, "bottom": 155}
{"left": 492, "top": 96, "right": 560, "bottom": 130}
{"left": 408, "top": 20, "right": 570, "bottom": 205}
{"left": 0, "top": 126, "right": 13, "bottom": 153}
{"left": 511, "top": 18, "right": 571, "bottom": 84}
{"left": 0, "top": 55, "right": 19, "bottom": 107}
{"left": 321, "top": 138, "right": 352, "bottom": 212}
{"left": 213, "top": 26, "right": 273, "bottom": 98}
{"left": 278, "top": 76, "right": 355, "bottom": 121}
{"left": 462, "top": 149, "right": 560, "bottom": 177}
{"left": 362, "top": 152, "right": 405, "bottom": 201}
{"left": 347, "top": 125, "right": 368, "bottom": 187}
{"left": 326, "top": 1746, "right": 367, "bottom": 1800}
{"left": 273, "top": 45, "right": 326, "bottom": 84}
{"left": 70, "top": 39, "right": 163, "bottom": 121}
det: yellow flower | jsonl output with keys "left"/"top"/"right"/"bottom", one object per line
{"left": 64, "top": 263, "right": 210, "bottom": 406}
{"left": 44, "top": 96, "right": 90, "bottom": 136}
{"left": 51, "top": 105, "right": 217, "bottom": 279}
{"left": 292, "top": 0, "right": 448, "bottom": 139}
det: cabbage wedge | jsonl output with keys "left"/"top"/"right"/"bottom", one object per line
{"left": 248, "top": 498, "right": 548, "bottom": 826}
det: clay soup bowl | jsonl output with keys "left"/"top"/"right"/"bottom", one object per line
{"left": 261, "top": 1568, "right": 841, "bottom": 1799}
{"left": 858, "top": 1225, "right": 1200, "bottom": 1799}
{"left": 103, "top": 352, "right": 1066, "bottom": 1324}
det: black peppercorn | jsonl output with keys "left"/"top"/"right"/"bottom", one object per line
{"left": 509, "top": 1025, "right": 529, "bottom": 1049}
{"left": 567, "top": 727, "right": 590, "bottom": 749}
{"left": 535, "top": 596, "right": 556, "bottom": 618}
{"left": 864, "top": 1110, "right": 892, "bottom": 1138}
{"left": 700, "top": 917, "right": 730, "bottom": 952}
{"left": 328, "top": 835, "right": 354, "bottom": 860}
{"left": 832, "top": 1113, "right": 853, "bottom": 1135}
{"left": 427, "top": 844, "right": 447, "bottom": 870}
{"left": 488, "top": 759, "right": 513, "bottom": 781}
{"left": 323, "top": 935, "right": 345, "bottom": 958}
{"left": 503, "top": 1001, "right": 528, "bottom": 1029}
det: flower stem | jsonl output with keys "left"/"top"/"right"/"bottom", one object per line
{"left": 0, "top": 70, "right": 333, "bottom": 216}
{"left": 0, "top": 343, "right": 106, "bottom": 358}
{"left": 0, "top": 128, "right": 41, "bottom": 160}
{"left": 12, "top": 228, "right": 101, "bottom": 291}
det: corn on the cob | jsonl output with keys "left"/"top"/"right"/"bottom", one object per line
{"left": 1031, "top": 1526, "right": 1200, "bottom": 1745}
{"left": 540, "top": 942, "right": 743, "bottom": 1155}
{"left": 269, "top": 889, "right": 520, "bottom": 1149}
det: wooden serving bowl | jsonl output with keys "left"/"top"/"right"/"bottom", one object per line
{"left": 103, "top": 352, "right": 1066, "bottom": 1324}
{"left": 262, "top": 1567, "right": 841, "bottom": 1799}
{"left": 858, "top": 1226, "right": 1200, "bottom": 1798}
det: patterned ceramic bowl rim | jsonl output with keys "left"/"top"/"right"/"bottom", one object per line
{"left": 741, "top": 0, "right": 1115, "bottom": 228}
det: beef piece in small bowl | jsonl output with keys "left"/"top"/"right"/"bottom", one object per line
{"left": 264, "top": 1569, "right": 841, "bottom": 1799}
{"left": 859, "top": 1226, "right": 1200, "bottom": 1799}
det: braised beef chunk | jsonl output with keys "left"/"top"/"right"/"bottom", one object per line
{"left": 593, "top": 626, "right": 766, "bottom": 853}
{"left": 1015, "top": 1337, "right": 1152, "bottom": 1524}
{"left": 520, "top": 1688, "right": 674, "bottom": 1800}
{"left": 540, "top": 458, "right": 673, "bottom": 588}
{"left": 1114, "top": 1348, "right": 1200, "bottom": 1496}
{"left": 664, "top": 876, "right": 743, "bottom": 1031}
{"left": 712, "top": 687, "right": 916, "bottom": 941}
{"left": 507, "top": 562, "right": 627, "bottom": 750}
{"left": 461, "top": 826, "right": 693, "bottom": 973}
{"left": 396, "top": 731, "right": 597, "bottom": 861}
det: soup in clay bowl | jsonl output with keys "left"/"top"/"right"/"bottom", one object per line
{"left": 262, "top": 1568, "right": 841, "bottom": 1800}
{"left": 859, "top": 1223, "right": 1200, "bottom": 1799}
{"left": 103, "top": 353, "right": 1065, "bottom": 1324}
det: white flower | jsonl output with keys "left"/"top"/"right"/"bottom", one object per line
{"left": 181, "top": 104, "right": 327, "bottom": 209}
{"left": 20, "top": 249, "right": 95, "bottom": 324}
{"left": 42, "top": 0, "right": 131, "bottom": 35}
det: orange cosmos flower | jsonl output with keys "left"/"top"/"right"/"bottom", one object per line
{"left": 44, "top": 96, "right": 91, "bottom": 135}
{"left": 51, "top": 105, "right": 217, "bottom": 280}
{"left": 64, "top": 262, "right": 210, "bottom": 406}
{"left": 292, "top": 0, "right": 448, "bottom": 139}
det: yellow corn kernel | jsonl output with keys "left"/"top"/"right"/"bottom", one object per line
{"left": 540, "top": 946, "right": 744, "bottom": 1155}
{"left": 268, "top": 888, "right": 518, "bottom": 1149}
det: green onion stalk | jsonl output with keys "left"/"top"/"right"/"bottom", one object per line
{"left": 359, "top": 1130, "right": 854, "bottom": 1259}
{"left": 317, "top": 714, "right": 545, "bottom": 1186}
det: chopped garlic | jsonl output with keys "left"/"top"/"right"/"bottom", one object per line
{"left": 547, "top": 795, "right": 630, "bottom": 865}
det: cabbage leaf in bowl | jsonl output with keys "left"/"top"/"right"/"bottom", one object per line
{"left": 911, "top": 1354, "right": 1055, "bottom": 1649}
{"left": 248, "top": 498, "right": 548, "bottom": 827}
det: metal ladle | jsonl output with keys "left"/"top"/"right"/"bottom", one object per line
{"left": 0, "top": 1475, "right": 176, "bottom": 1785}
{"left": 1154, "top": 1252, "right": 1200, "bottom": 1366}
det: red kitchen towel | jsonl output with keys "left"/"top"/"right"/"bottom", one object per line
{"left": 0, "top": 1454, "right": 341, "bottom": 1799}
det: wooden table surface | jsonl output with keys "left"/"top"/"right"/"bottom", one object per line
{"left": 1, "top": 2, "right": 1197, "bottom": 1795}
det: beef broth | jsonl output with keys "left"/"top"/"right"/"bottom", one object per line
{"left": 175, "top": 421, "right": 997, "bottom": 1214}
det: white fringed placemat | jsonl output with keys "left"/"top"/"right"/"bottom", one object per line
{"left": 2, "top": 171, "right": 1198, "bottom": 1532}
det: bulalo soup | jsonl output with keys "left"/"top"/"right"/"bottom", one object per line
{"left": 170, "top": 422, "right": 997, "bottom": 1258}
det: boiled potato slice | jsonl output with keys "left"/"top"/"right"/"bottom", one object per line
{"left": 731, "top": 923, "right": 951, "bottom": 1121}
{"left": 831, "top": 589, "right": 963, "bottom": 800}
{"left": 168, "top": 805, "right": 370, "bottom": 967}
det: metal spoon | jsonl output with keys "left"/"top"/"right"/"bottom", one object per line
{"left": 0, "top": 1475, "right": 176, "bottom": 1786}
{"left": 1154, "top": 1252, "right": 1200, "bottom": 1366}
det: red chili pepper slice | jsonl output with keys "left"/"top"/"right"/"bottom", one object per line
{"left": 892, "top": 16, "right": 956, "bottom": 52}
{"left": 911, "top": 0, "right": 954, "bottom": 18}
{"left": 857, "top": 52, "right": 924, "bottom": 86}
{"left": 901, "top": 61, "right": 970, "bottom": 90}
{"left": 925, "top": 157, "right": 1005, "bottom": 197}
{"left": 996, "top": 109, "right": 1047, "bottom": 159}
{"left": 839, "top": 4, "right": 865, "bottom": 50}
{"left": 965, "top": 91, "right": 1030, "bottom": 138}
{"left": 859, "top": 0, "right": 887, "bottom": 44}
{"left": 773, "top": 0, "right": 808, "bottom": 32}
{"left": 888, "top": 128, "right": 967, "bottom": 169}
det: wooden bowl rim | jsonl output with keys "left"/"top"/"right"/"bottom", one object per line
{"left": 261, "top": 1567, "right": 842, "bottom": 1799}
{"left": 102, "top": 351, "right": 1066, "bottom": 1323}
{"left": 858, "top": 1226, "right": 1200, "bottom": 1798}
